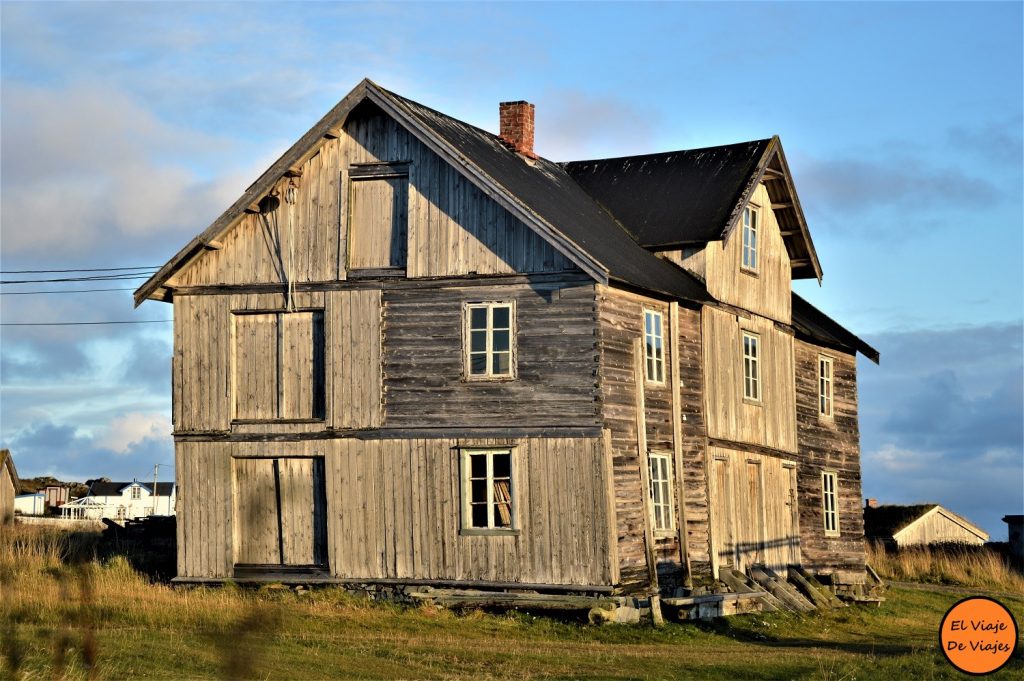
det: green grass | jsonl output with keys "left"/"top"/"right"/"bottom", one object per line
{"left": 3, "top": 527, "right": 1023, "bottom": 680}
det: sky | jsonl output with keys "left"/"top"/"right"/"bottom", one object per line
{"left": 1, "top": 2, "right": 1021, "bottom": 537}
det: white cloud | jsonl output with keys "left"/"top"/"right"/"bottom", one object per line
{"left": 94, "top": 412, "right": 171, "bottom": 455}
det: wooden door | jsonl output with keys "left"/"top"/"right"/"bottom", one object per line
{"left": 233, "top": 457, "right": 328, "bottom": 568}
{"left": 710, "top": 456, "right": 736, "bottom": 573}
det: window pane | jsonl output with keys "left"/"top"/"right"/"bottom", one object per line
{"left": 492, "top": 306, "right": 510, "bottom": 329}
{"left": 470, "top": 354, "right": 487, "bottom": 375}
{"left": 492, "top": 453, "right": 511, "bottom": 479}
{"left": 471, "top": 504, "right": 488, "bottom": 528}
{"left": 470, "top": 455, "right": 487, "bottom": 479}
{"left": 470, "top": 307, "right": 487, "bottom": 330}
{"left": 493, "top": 352, "right": 510, "bottom": 375}
{"left": 471, "top": 330, "right": 487, "bottom": 353}
{"left": 645, "top": 313, "right": 652, "bottom": 334}
{"left": 654, "top": 314, "right": 662, "bottom": 336}
{"left": 492, "top": 330, "right": 510, "bottom": 352}
{"left": 471, "top": 479, "right": 488, "bottom": 503}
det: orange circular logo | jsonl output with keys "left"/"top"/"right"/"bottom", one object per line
{"left": 939, "top": 596, "right": 1019, "bottom": 675}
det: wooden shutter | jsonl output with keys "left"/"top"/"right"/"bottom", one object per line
{"left": 349, "top": 177, "right": 408, "bottom": 269}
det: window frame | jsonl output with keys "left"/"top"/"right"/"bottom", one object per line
{"left": 647, "top": 451, "right": 675, "bottom": 535}
{"left": 459, "top": 447, "right": 519, "bottom": 536}
{"left": 643, "top": 309, "right": 666, "bottom": 385}
{"left": 130, "top": 486, "right": 141, "bottom": 500}
{"left": 821, "top": 470, "right": 840, "bottom": 537}
{"left": 741, "top": 204, "right": 759, "bottom": 273}
{"left": 463, "top": 301, "right": 517, "bottom": 381}
{"left": 818, "top": 355, "right": 834, "bottom": 419}
{"left": 742, "top": 331, "right": 762, "bottom": 403}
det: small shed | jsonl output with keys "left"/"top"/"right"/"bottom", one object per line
{"left": 1, "top": 450, "right": 19, "bottom": 524}
{"left": 14, "top": 493, "right": 46, "bottom": 516}
{"left": 864, "top": 503, "right": 989, "bottom": 548}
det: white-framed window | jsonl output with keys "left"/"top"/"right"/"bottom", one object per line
{"left": 742, "top": 331, "right": 761, "bottom": 401}
{"left": 819, "top": 356, "right": 834, "bottom": 418}
{"left": 822, "top": 471, "right": 840, "bottom": 537}
{"left": 648, "top": 452, "right": 675, "bottom": 533}
{"left": 130, "top": 486, "right": 141, "bottom": 500}
{"left": 465, "top": 302, "right": 515, "bottom": 379}
{"left": 741, "top": 205, "right": 759, "bottom": 271}
{"left": 643, "top": 309, "right": 665, "bottom": 384}
{"left": 461, "top": 449, "right": 515, "bottom": 532}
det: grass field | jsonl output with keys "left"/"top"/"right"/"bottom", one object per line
{"left": 2, "top": 526, "right": 1022, "bottom": 680}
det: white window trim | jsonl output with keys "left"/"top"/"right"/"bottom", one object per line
{"left": 460, "top": 448, "right": 519, "bottom": 535}
{"left": 742, "top": 331, "right": 761, "bottom": 403}
{"left": 819, "top": 355, "right": 834, "bottom": 419}
{"left": 648, "top": 451, "right": 675, "bottom": 535}
{"left": 643, "top": 309, "right": 666, "bottom": 385}
{"left": 741, "top": 204, "right": 759, "bottom": 273}
{"left": 130, "top": 486, "right": 141, "bottom": 500}
{"left": 464, "top": 301, "right": 517, "bottom": 381}
{"left": 822, "top": 470, "right": 840, "bottom": 537}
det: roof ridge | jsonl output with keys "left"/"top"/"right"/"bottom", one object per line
{"left": 562, "top": 138, "right": 775, "bottom": 167}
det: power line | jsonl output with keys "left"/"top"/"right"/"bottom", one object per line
{"left": 0, "top": 321, "right": 172, "bottom": 327}
{"left": 0, "top": 266, "right": 159, "bottom": 274}
{"left": 1, "top": 287, "right": 137, "bottom": 296}
{"left": 1, "top": 274, "right": 154, "bottom": 285}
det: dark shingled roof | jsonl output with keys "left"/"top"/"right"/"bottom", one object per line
{"left": 562, "top": 140, "right": 772, "bottom": 248}
{"left": 383, "top": 88, "right": 712, "bottom": 303}
{"left": 863, "top": 504, "right": 938, "bottom": 538}
{"left": 88, "top": 481, "right": 175, "bottom": 497}
{"left": 792, "top": 293, "right": 879, "bottom": 363}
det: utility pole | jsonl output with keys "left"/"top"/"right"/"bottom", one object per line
{"left": 153, "top": 464, "right": 159, "bottom": 517}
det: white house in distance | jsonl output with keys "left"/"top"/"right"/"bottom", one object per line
{"left": 61, "top": 480, "right": 176, "bottom": 521}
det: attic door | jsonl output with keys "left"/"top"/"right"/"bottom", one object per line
{"left": 347, "top": 168, "right": 408, "bottom": 270}
{"left": 233, "top": 457, "right": 328, "bottom": 571}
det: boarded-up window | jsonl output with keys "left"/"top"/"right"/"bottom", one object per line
{"left": 234, "top": 311, "right": 325, "bottom": 421}
{"left": 348, "top": 175, "right": 408, "bottom": 269}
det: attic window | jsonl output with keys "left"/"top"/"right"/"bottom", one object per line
{"left": 643, "top": 310, "right": 665, "bottom": 384}
{"left": 741, "top": 205, "right": 759, "bottom": 272}
{"left": 130, "top": 486, "right": 141, "bottom": 500}
{"left": 347, "top": 165, "right": 409, "bottom": 270}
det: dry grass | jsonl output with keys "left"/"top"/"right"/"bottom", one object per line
{"left": 3, "top": 525, "right": 1023, "bottom": 679}
{"left": 867, "top": 540, "right": 1024, "bottom": 593}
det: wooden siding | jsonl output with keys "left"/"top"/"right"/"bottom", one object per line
{"left": 702, "top": 305, "right": 797, "bottom": 453}
{"left": 1, "top": 467, "right": 14, "bottom": 525}
{"left": 383, "top": 278, "right": 599, "bottom": 428}
{"left": 707, "top": 445, "right": 799, "bottom": 576}
{"left": 793, "top": 339, "right": 866, "bottom": 572}
{"left": 177, "top": 436, "right": 615, "bottom": 586}
{"left": 172, "top": 102, "right": 573, "bottom": 288}
{"left": 703, "top": 184, "right": 792, "bottom": 324}
{"left": 596, "top": 286, "right": 711, "bottom": 592}
{"left": 174, "top": 289, "right": 381, "bottom": 433}
{"left": 894, "top": 509, "right": 987, "bottom": 547}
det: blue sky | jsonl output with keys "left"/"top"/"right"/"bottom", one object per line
{"left": 1, "top": 2, "right": 1021, "bottom": 536}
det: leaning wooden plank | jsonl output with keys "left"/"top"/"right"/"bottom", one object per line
{"left": 748, "top": 566, "right": 813, "bottom": 612}
{"left": 791, "top": 566, "right": 846, "bottom": 608}
{"left": 787, "top": 566, "right": 834, "bottom": 609}
{"left": 720, "top": 568, "right": 783, "bottom": 612}
{"left": 759, "top": 566, "right": 815, "bottom": 611}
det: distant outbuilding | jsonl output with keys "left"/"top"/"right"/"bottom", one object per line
{"left": 1003, "top": 515, "right": 1023, "bottom": 559}
{"left": 1, "top": 450, "right": 19, "bottom": 524}
{"left": 864, "top": 501, "right": 989, "bottom": 548}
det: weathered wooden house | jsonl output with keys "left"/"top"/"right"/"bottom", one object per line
{"left": 1, "top": 450, "right": 19, "bottom": 525}
{"left": 864, "top": 503, "right": 989, "bottom": 548}
{"left": 136, "top": 80, "right": 878, "bottom": 604}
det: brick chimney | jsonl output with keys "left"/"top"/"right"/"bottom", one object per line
{"left": 865, "top": 498, "right": 878, "bottom": 509}
{"left": 499, "top": 101, "right": 537, "bottom": 159}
